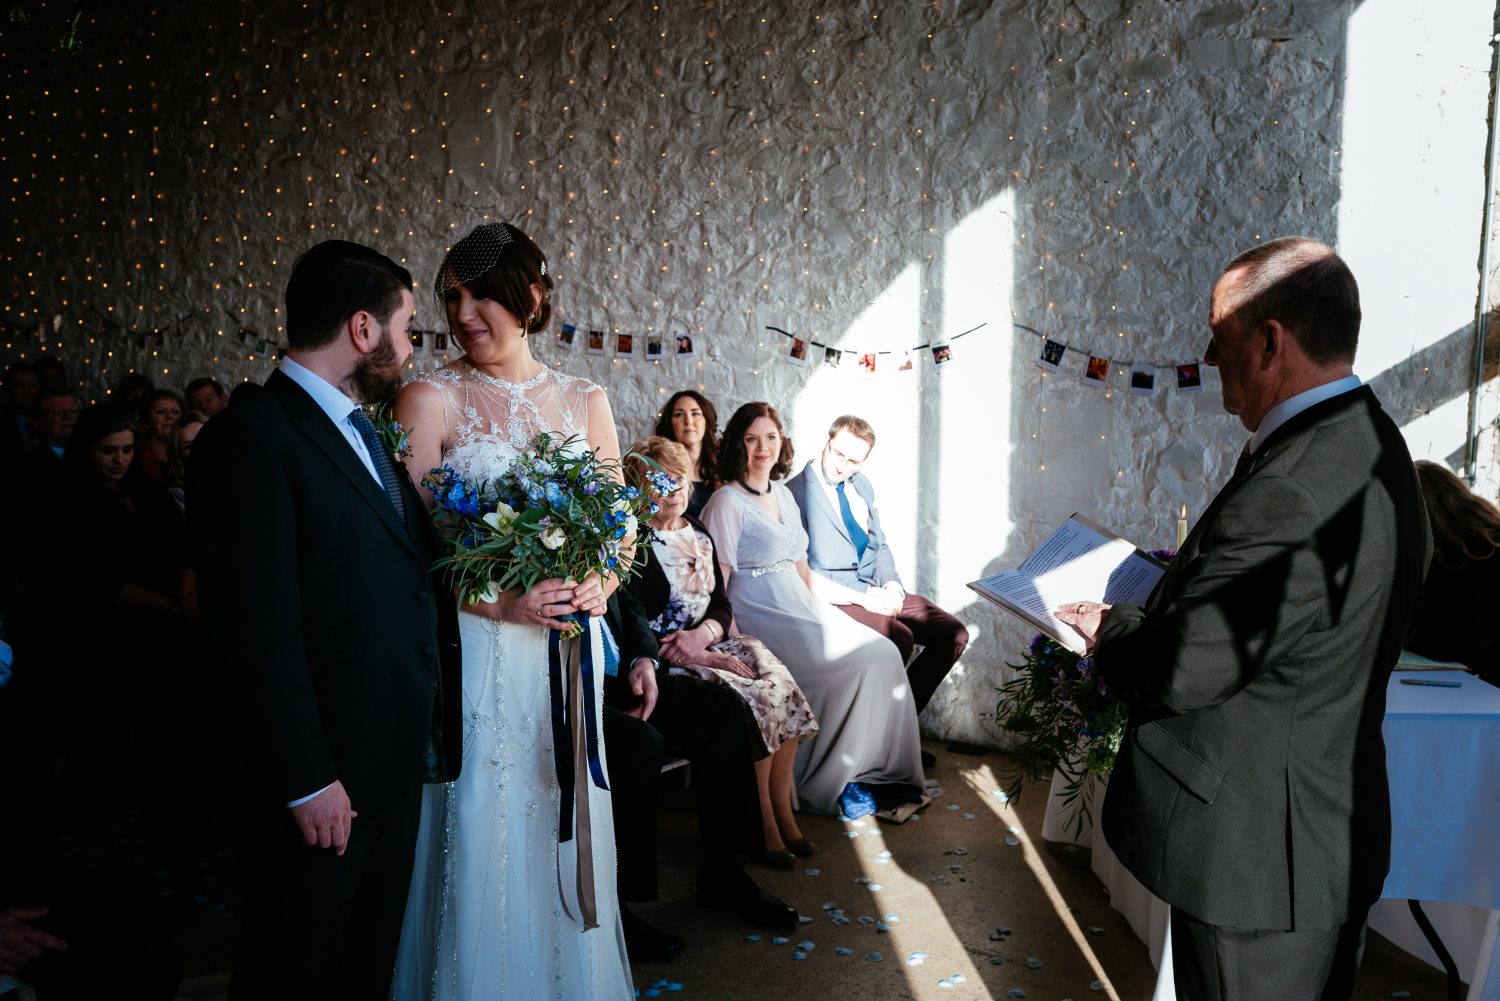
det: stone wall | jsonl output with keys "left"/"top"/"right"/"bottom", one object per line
{"left": 2, "top": 0, "right": 1494, "bottom": 745}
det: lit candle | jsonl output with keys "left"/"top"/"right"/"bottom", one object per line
{"left": 1176, "top": 505, "right": 1189, "bottom": 550}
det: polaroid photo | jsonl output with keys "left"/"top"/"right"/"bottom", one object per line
{"left": 931, "top": 344, "right": 952, "bottom": 366}
{"left": 254, "top": 338, "right": 268, "bottom": 353}
{"left": 409, "top": 330, "right": 425, "bottom": 349}
{"left": 615, "top": 333, "right": 635, "bottom": 357}
{"left": 1082, "top": 354, "right": 1110, "bottom": 388}
{"left": 1038, "top": 338, "right": 1066, "bottom": 372}
{"left": 858, "top": 353, "right": 877, "bottom": 375}
{"left": 1175, "top": 362, "right": 1203, "bottom": 393}
{"left": 898, "top": 351, "right": 914, "bottom": 372}
{"left": 1128, "top": 360, "right": 1157, "bottom": 396}
{"left": 788, "top": 337, "right": 809, "bottom": 366}
{"left": 587, "top": 330, "right": 606, "bottom": 355}
{"left": 557, "top": 323, "right": 577, "bottom": 349}
{"left": 675, "top": 333, "right": 695, "bottom": 358}
{"left": 434, "top": 332, "right": 449, "bottom": 352}
{"left": 646, "top": 335, "right": 665, "bottom": 359}
{"left": 823, "top": 346, "right": 842, "bottom": 368}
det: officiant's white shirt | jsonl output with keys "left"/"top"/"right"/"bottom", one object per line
{"left": 1247, "top": 374, "right": 1362, "bottom": 455}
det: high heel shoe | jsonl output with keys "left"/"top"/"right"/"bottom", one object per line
{"left": 754, "top": 848, "right": 796, "bottom": 869}
{"left": 784, "top": 838, "right": 816, "bottom": 858}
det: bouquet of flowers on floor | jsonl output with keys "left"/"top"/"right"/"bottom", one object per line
{"left": 421, "top": 432, "right": 676, "bottom": 632}
{"left": 994, "top": 634, "right": 1128, "bottom": 835}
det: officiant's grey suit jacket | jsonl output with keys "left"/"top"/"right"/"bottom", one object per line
{"left": 1094, "top": 386, "right": 1430, "bottom": 931}
{"left": 786, "top": 459, "right": 903, "bottom": 592}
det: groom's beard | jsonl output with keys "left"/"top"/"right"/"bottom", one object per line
{"left": 348, "top": 328, "right": 403, "bottom": 404}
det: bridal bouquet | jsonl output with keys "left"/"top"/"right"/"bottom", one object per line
{"left": 994, "top": 634, "right": 1128, "bottom": 835}
{"left": 421, "top": 432, "right": 676, "bottom": 624}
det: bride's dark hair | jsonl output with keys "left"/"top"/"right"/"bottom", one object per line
{"left": 436, "top": 222, "right": 555, "bottom": 335}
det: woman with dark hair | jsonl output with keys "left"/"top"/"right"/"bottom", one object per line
{"left": 653, "top": 389, "right": 720, "bottom": 516}
{"left": 700, "top": 402, "right": 925, "bottom": 816}
{"left": 134, "top": 388, "right": 184, "bottom": 482}
{"left": 164, "top": 409, "right": 209, "bottom": 512}
{"left": 1406, "top": 460, "right": 1500, "bottom": 685}
{"left": 392, "top": 222, "right": 632, "bottom": 998}
{"left": 50, "top": 404, "right": 199, "bottom": 790}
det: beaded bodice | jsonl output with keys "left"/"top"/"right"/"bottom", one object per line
{"left": 408, "top": 360, "right": 600, "bottom": 482}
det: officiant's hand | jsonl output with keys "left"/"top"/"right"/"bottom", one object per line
{"left": 290, "top": 780, "right": 357, "bottom": 856}
{"left": 1055, "top": 601, "right": 1111, "bottom": 653}
{"left": 570, "top": 574, "right": 609, "bottom": 618}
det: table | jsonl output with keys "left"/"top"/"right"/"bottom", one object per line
{"left": 1041, "top": 669, "right": 1500, "bottom": 1000}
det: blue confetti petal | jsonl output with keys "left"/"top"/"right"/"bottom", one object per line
{"left": 906, "top": 950, "right": 929, "bottom": 966}
{"left": 798, "top": 940, "right": 815, "bottom": 950}
{"left": 771, "top": 936, "right": 789, "bottom": 946}
{"left": 947, "top": 803, "right": 961, "bottom": 811}
{"left": 844, "top": 831, "right": 860, "bottom": 838}
{"left": 867, "top": 883, "right": 883, "bottom": 891}
{"left": 798, "top": 915, "right": 814, "bottom": 924}
{"left": 858, "top": 916, "right": 875, "bottom": 925}
{"left": 1005, "top": 836, "right": 1021, "bottom": 846}
{"left": 821, "top": 901, "right": 839, "bottom": 910}
{"left": 805, "top": 868, "right": 821, "bottom": 876}
{"left": 835, "top": 947, "right": 853, "bottom": 956}
{"left": 1007, "top": 991, "right": 1027, "bottom": 999}
{"left": 953, "top": 847, "right": 969, "bottom": 856}
{"left": 1026, "top": 956, "right": 1042, "bottom": 969}
{"left": 876, "top": 922, "right": 892, "bottom": 933}
{"left": 791, "top": 950, "right": 807, "bottom": 960}
{"left": 1089, "top": 980, "right": 1106, "bottom": 991}
{"left": 884, "top": 913, "right": 900, "bottom": 923}
{"left": 866, "top": 952, "right": 883, "bottom": 962}
{"left": 989, "top": 956, "right": 1006, "bottom": 965}
{"left": 963, "top": 812, "right": 976, "bottom": 820}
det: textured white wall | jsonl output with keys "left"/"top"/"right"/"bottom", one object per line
{"left": 2, "top": 0, "right": 1493, "bottom": 745}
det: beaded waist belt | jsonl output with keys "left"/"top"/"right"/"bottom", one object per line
{"left": 749, "top": 559, "right": 796, "bottom": 578}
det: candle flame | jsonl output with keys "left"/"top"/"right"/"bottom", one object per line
{"left": 1180, "top": 504, "right": 1187, "bottom": 518}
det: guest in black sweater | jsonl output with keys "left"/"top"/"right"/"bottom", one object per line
{"left": 1407, "top": 460, "right": 1500, "bottom": 686}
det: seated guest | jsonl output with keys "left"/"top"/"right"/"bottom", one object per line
{"left": 134, "top": 389, "right": 184, "bottom": 481}
{"left": 16, "top": 387, "right": 80, "bottom": 482}
{"left": 113, "top": 371, "right": 154, "bottom": 404}
{"left": 51, "top": 405, "right": 200, "bottom": 789}
{"left": 1, "top": 361, "right": 40, "bottom": 459}
{"left": 33, "top": 358, "right": 67, "bottom": 393}
{"left": 787, "top": 416, "right": 969, "bottom": 751}
{"left": 164, "top": 409, "right": 209, "bottom": 512}
{"left": 653, "top": 390, "right": 720, "bottom": 517}
{"left": 601, "top": 587, "right": 797, "bottom": 961}
{"left": 184, "top": 376, "right": 230, "bottom": 418}
{"left": 624, "top": 437, "right": 819, "bottom": 866}
{"left": 702, "top": 402, "right": 925, "bottom": 816}
{"left": 228, "top": 380, "right": 266, "bottom": 407}
{"left": 1407, "top": 460, "right": 1500, "bottom": 685}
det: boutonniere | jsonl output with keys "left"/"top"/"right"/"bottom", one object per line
{"left": 366, "top": 401, "right": 414, "bottom": 461}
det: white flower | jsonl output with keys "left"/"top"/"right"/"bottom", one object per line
{"left": 479, "top": 582, "right": 502, "bottom": 604}
{"left": 540, "top": 526, "right": 567, "bottom": 550}
{"left": 481, "top": 501, "right": 516, "bottom": 531}
{"left": 620, "top": 514, "right": 638, "bottom": 539}
{"left": 611, "top": 498, "right": 632, "bottom": 514}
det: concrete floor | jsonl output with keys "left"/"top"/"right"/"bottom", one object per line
{"left": 174, "top": 742, "right": 1458, "bottom": 1000}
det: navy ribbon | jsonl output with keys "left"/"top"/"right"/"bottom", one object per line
{"left": 548, "top": 613, "right": 610, "bottom": 845}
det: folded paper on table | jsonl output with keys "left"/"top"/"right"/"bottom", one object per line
{"left": 968, "top": 514, "right": 1166, "bottom": 654}
{"left": 1394, "top": 650, "right": 1472, "bottom": 672}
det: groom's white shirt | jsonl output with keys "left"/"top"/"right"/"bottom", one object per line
{"left": 279, "top": 355, "right": 384, "bottom": 489}
{"left": 277, "top": 356, "right": 381, "bottom": 808}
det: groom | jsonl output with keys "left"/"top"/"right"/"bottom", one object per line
{"left": 188, "top": 240, "right": 461, "bottom": 1000}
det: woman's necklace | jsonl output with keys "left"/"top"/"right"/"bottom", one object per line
{"left": 738, "top": 478, "right": 766, "bottom": 495}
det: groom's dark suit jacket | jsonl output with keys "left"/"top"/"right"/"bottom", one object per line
{"left": 1095, "top": 386, "right": 1430, "bottom": 931}
{"left": 187, "top": 370, "right": 461, "bottom": 813}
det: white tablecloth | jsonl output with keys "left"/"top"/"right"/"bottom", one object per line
{"left": 1041, "top": 669, "right": 1500, "bottom": 1000}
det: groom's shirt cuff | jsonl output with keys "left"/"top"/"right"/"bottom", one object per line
{"left": 287, "top": 782, "right": 335, "bottom": 808}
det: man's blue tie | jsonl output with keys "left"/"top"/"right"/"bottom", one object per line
{"left": 348, "top": 407, "right": 408, "bottom": 525}
{"left": 836, "top": 480, "right": 870, "bottom": 560}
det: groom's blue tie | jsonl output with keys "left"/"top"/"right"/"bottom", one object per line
{"left": 348, "top": 407, "right": 408, "bottom": 525}
{"left": 836, "top": 480, "right": 869, "bottom": 560}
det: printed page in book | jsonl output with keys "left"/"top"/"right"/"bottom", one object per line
{"left": 969, "top": 514, "right": 1165, "bottom": 653}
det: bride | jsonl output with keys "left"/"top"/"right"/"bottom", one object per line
{"left": 390, "top": 222, "right": 633, "bottom": 999}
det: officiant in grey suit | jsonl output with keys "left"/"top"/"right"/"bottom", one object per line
{"left": 786, "top": 416, "right": 969, "bottom": 745}
{"left": 1058, "top": 238, "right": 1430, "bottom": 1001}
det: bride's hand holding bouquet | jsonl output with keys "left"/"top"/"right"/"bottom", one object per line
{"left": 421, "top": 431, "right": 675, "bottom": 635}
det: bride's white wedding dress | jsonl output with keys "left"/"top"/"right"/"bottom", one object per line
{"left": 391, "top": 360, "right": 631, "bottom": 1000}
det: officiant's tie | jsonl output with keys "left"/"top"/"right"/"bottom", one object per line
{"left": 349, "top": 407, "right": 408, "bottom": 523}
{"left": 836, "top": 481, "right": 870, "bottom": 559}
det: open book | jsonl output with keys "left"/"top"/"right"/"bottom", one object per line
{"left": 968, "top": 514, "right": 1167, "bottom": 654}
